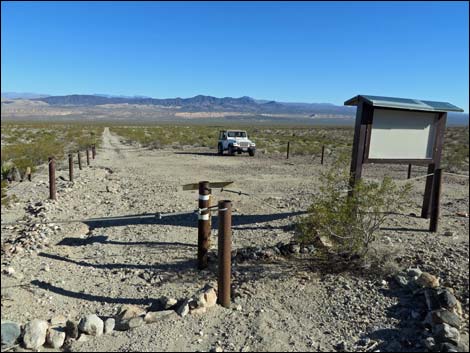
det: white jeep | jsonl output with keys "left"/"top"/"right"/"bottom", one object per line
{"left": 217, "top": 130, "right": 256, "bottom": 156}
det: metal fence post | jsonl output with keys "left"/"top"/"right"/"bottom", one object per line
{"left": 86, "top": 147, "right": 90, "bottom": 166}
{"left": 407, "top": 164, "right": 412, "bottom": 179}
{"left": 92, "top": 144, "right": 96, "bottom": 159}
{"left": 286, "top": 142, "right": 290, "bottom": 160}
{"left": 429, "top": 168, "right": 443, "bottom": 232}
{"left": 321, "top": 145, "right": 325, "bottom": 165}
{"left": 198, "top": 181, "right": 211, "bottom": 269}
{"left": 48, "top": 157, "right": 56, "bottom": 200}
{"left": 77, "top": 151, "right": 82, "bottom": 170}
{"left": 26, "top": 167, "right": 32, "bottom": 182}
{"left": 68, "top": 154, "right": 74, "bottom": 182}
{"left": 217, "top": 200, "right": 232, "bottom": 308}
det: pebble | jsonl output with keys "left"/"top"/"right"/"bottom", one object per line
{"left": 46, "top": 327, "right": 66, "bottom": 348}
{"left": 1, "top": 320, "right": 21, "bottom": 346}
{"left": 433, "top": 323, "right": 460, "bottom": 345}
{"left": 443, "top": 231, "right": 455, "bottom": 237}
{"left": 104, "top": 318, "right": 115, "bottom": 334}
{"left": 23, "top": 319, "right": 49, "bottom": 350}
{"left": 126, "top": 316, "right": 144, "bottom": 329}
{"left": 79, "top": 314, "right": 104, "bottom": 336}
{"left": 438, "top": 290, "right": 459, "bottom": 310}
{"left": 431, "top": 309, "right": 461, "bottom": 329}
{"left": 116, "top": 305, "right": 146, "bottom": 322}
{"left": 144, "top": 310, "right": 175, "bottom": 323}
{"left": 416, "top": 272, "right": 440, "bottom": 288}
{"left": 177, "top": 300, "right": 190, "bottom": 318}
{"left": 65, "top": 320, "right": 79, "bottom": 339}
{"left": 204, "top": 288, "right": 218, "bottom": 308}
{"left": 423, "top": 337, "right": 436, "bottom": 350}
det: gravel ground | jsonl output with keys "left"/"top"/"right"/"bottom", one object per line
{"left": 1, "top": 127, "right": 468, "bottom": 352}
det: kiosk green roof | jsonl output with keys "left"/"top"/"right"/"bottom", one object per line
{"left": 344, "top": 95, "right": 464, "bottom": 113}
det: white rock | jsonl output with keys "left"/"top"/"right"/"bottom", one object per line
{"left": 104, "top": 318, "right": 115, "bottom": 334}
{"left": 204, "top": 288, "right": 218, "bottom": 308}
{"left": 46, "top": 327, "right": 66, "bottom": 348}
{"left": 23, "top": 319, "right": 49, "bottom": 349}
{"left": 78, "top": 314, "right": 104, "bottom": 336}
{"left": 144, "top": 310, "right": 176, "bottom": 323}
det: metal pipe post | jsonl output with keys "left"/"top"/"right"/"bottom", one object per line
{"left": 86, "top": 147, "right": 90, "bottom": 166}
{"left": 321, "top": 145, "right": 325, "bottom": 165}
{"left": 217, "top": 200, "right": 232, "bottom": 308}
{"left": 77, "top": 151, "right": 82, "bottom": 170}
{"left": 92, "top": 144, "right": 96, "bottom": 159}
{"left": 407, "top": 164, "right": 412, "bottom": 179}
{"left": 26, "top": 167, "right": 32, "bottom": 181}
{"left": 429, "top": 168, "right": 443, "bottom": 232}
{"left": 48, "top": 157, "right": 56, "bottom": 200}
{"left": 198, "top": 181, "right": 211, "bottom": 269}
{"left": 286, "top": 142, "right": 290, "bottom": 160}
{"left": 68, "top": 154, "right": 74, "bottom": 182}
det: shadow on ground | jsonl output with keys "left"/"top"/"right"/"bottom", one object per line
{"left": 57, "top": 235, "right": 196, "bottom": 249}
{"left": 30, "top": 280, "right": 155, "bottom": 305}
{"left": 83, "top": 210, "right": 306, "bottom": 229}
{"left": 173, "top": 151, "right": 220, "bottom": 157}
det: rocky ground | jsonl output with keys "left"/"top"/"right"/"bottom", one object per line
{"left": 1, "top": 127, "right": 469, "bottom": 352}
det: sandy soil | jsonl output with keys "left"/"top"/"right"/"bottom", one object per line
{"left": 1, "top": 127, "right": 468, "bottom": 352}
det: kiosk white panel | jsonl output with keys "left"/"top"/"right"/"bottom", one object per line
{"left": 368, "top": 109, "right": 437, "bottom": 159}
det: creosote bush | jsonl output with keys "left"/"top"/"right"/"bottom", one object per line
{"left": 297, "top": 158, "right": 412, "bottom": 258}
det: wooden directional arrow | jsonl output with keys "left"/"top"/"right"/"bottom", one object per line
{"left": 182, "top": 181, "right": 234, "bottom": 191}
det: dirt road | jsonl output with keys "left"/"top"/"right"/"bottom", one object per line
{"left": 1, "top": 127, "right": 468, "bottom": 352}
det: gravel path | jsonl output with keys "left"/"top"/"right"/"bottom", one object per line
{"left": 1, "top": 127, "right": 468, "bottom": 352}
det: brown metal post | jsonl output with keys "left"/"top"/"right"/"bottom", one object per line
{"left": 407, "top": 164, "right": 412, "bottom": 179}
{"left": 421, "top": 164, "right": 435, "bottom": 218}
{"left": 217, "top": 200, "right": 232, "bottom": 308}
{"left": 429, "top": 168, "right": 442, "bottom": 232}
{"left": 48, "top": 157, "right": 56, "bottom": 200}
{"left": 422, "top": 112, "right": 447, "bottom": 219}
{"left": 68, "top": 154, "right": 74, "bottom": 182}
{"left": 286, "top": 142, "right": 290, "bottom": 160}
{"left": 26, "top": 167, "right": 32, "bottom": 181}
{"left": 198, "top": 181, "right": 211, "bottom": 269}
{"left": 92, "top": 144, "right": 96, "bottom": 159}
{"left": 77, "top": 151, "right": 82, "bottom": 170}
{"left": 349, "top": 101, "right": 372, "bottom": 197}
{"left": 86, "top": 147, "right": 90, "bottom": 166}
{"left": 321, "top": 145, "right": 325, "bottom": 165}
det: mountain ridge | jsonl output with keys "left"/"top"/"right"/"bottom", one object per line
{"left": 30, "top": 94, "right": 357, "bottom": 115}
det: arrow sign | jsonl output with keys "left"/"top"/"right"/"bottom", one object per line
{"left": 182, "top": 181, "right": 234, "bottom": 191}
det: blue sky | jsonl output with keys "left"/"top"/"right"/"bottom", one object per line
{"left": 1, "top": 1, "right": 469, "bottom": 111}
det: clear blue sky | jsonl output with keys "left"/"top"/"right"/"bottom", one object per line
{"left": 2, "top": 1, "right": 469, "bottom": 111}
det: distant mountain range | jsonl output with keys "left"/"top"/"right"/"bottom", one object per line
{"left": 23, "top": 93, "right": 356, "bottom": 115}
{"left": 2, "top": 92, "right": 467, "bottom": 125}
{"left": 1, "top": 92, "right": 50, "bottom": 99}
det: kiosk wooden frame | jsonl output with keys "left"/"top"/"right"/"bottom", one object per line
{"left": 344, "top": 95, "right": 464, "bottom": 232}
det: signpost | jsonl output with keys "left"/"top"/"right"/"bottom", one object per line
{"left": 344, "top": 95, "right": 463, "bottom": 232}
{"left": 182, "top": 181, "right": 234, "bottom": 191}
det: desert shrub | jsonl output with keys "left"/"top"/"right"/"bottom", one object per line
{"left": 297, "top": 158, "right": 412, "bottom": 258}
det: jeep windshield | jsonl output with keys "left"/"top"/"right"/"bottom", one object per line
{"left": 227, "top": 131, "right": 247, "bottom": 138}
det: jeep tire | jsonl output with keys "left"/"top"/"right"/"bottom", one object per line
{"left": 228, "top": 145, "right": 235, "bottom": 156}
{"left": 218, "top": 144, "right": 224, "bottom": 155}
{"left": 249, "top": 149, "right": 255, "bottom": 157}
